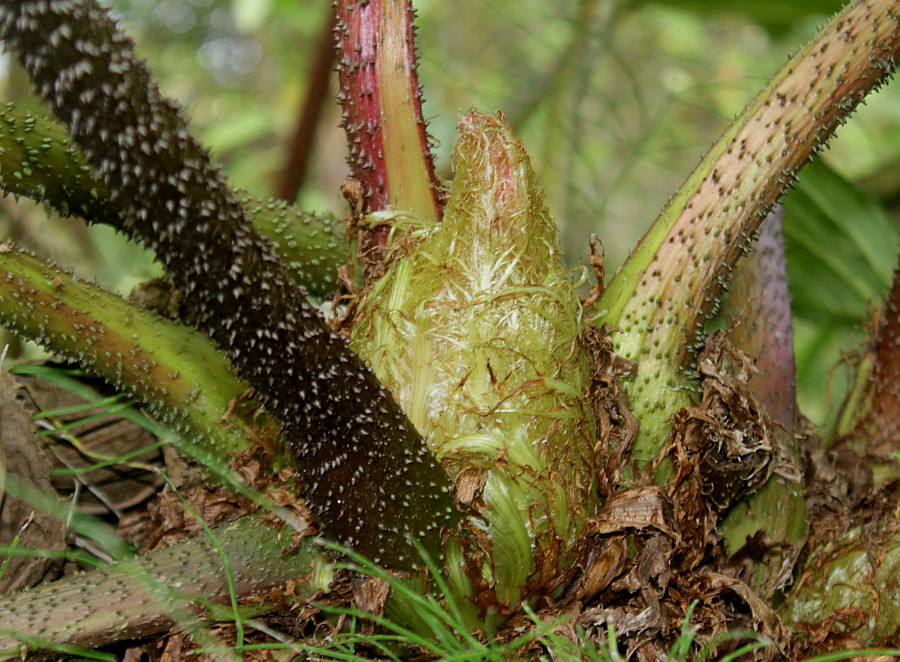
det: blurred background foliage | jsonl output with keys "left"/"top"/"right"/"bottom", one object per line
{"left": 0, "top": 0, "right": 897, "bottom": 428}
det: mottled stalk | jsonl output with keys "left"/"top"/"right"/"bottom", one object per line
{"left": 597, "top": 0, "right": 899, "bottom": 477}
{"left": 723, "top": 207, "right": 798, "bottom": 432}
{"left": 0, "top": 515, "right": 321, "bottom": 660}
{"left": 336, "top": 0, "right": 442, "bottom": 265}
{"left": 0, "top": 245, "right": 261, "bottom": 458}
{"left": 718, "top": 207, "right": 807, "bottom": 586}
{"left": 0, "top": 0, "right": 459, "bottom": 568}
{"left": 0, "top": 104, "right": 347, "bottom": 298}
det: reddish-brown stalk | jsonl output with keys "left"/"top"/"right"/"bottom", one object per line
{"left": 335, "top": 0, "right": 442, "bottom": 269}
{"left": 275, "top": 9, "right": 337, "bottom": 203}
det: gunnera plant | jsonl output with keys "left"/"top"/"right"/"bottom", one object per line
{"left": 0, "top": 0, "right": 896, "bottom": 660}
{"left": 349, "top": 112, "right": 598, "bottom": 621}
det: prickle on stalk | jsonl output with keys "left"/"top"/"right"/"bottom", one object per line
{"left": 597, "top": 0, "right": 900, "bottom": 481}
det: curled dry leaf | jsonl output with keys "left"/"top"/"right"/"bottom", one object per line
{"left": 584, "top": 324, "right": 639, "bottom": 498}
{"left": 662, "top": 331, "right": 784, "bottom": 557}
{"left": 587, "top": 486, "right": 679, "bottom": 541}
{"left": 0, "top": 369, "right": 66, "bottom": 595}
{"left": 142, "top": 486, "right": 256, "bottom": 552}
{"left": 15, "top": 368, "right": 164, "bottom": 516}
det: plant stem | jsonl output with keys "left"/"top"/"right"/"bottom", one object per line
{"left": 0, "top": 104, "right": 347, "bottom": 298}
{"left": 0, "top": 245, "right": 261, "bottom": 458}
{"left": 596, "top": 0, "right": 900, "bottom": 479}
{"left": 275, "top": 9, "right": 337, "bottom": 204}
{"left": 0, "top": 515, "right": 322, "bottom": 660}
{"left": 335, "top": 0, "right": 441, "bottom": 220}
{"left": 723, "top": 207, "right": 798, "bottom": 432}
{"left": 0, "top": 0, "right": 460, "bottom": 568}
{"left": 718, "top": 207, "right": 807, "bottom": 586}
{"left": 336, "top": 0, "right": 442, "bottom": 274}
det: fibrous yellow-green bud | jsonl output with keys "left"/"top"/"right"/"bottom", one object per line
{"left": 350, "top": 112, "right": 597, "bottom": 609}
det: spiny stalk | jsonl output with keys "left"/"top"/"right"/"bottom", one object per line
{"left": 336, "top": 0, "right": 442, "bottom": 275}
{"left": 0, "top": 0, "right": 459, "bottom": 568}
{"left": 335, "top": 0, "right": 441, "bottom": 220}
{"left": 597, "top": 0, "right": 900, "bottom": 478}
{"left": 0, "top": 245, "right": 266, "bottom": 459}
{"left": 0, "top": 515, "right": 322, "bottom": 660}
{"left": 0, "top": 103, "right": 347, "bottom": 298}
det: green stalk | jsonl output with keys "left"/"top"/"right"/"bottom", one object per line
{"left": 0, "top": 514, "right": 322, "bottom": 660}
{"left": 596, "top": 0, "right": 900, "bottom": 479}
{"left": 0, "top": 104, "right": 347, "bottom": 298}
{"left": 0, "top": 245, "right": 265, "bottom": 458}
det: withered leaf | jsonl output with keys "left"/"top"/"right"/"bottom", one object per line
{"left": 588, "top": 486, "right": 679, "bottom": 541}
{"left": 0, "top": 368, "right": 66, "bottom": 594}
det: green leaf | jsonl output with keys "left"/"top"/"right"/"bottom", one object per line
{"left": 638, "top": 0, "right": 846, "bottom": 34}
{"left": 783, "top": 159, "right": 898, "bottom": 325}
{"left": 781, "top": 159, "right": 899, "bottom": 424}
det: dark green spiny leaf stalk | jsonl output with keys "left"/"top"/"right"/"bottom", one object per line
{"left": 0, "top": 103, "right": 348, "bottom": 298}
{"left": 0, "top": 245, "right": 265, "bottom": 458}
{"left": 0, "top": 0, "right": 458, "bottom": 567}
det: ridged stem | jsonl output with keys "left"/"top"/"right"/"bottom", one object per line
{"left": 0, "top": 104, "right": 347, "bottom": 298}
{"left": 335, "top": 0, "right": 441, "bottom": 219}
{"left": 0, "top": 514, "right": 322, "bottom": 660}
{"left": 596, "top": 0, "right": 900, "bottom": 478}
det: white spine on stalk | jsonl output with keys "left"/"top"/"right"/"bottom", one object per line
{"left": 350, "top": 112, "right": 597, "bottom": 608}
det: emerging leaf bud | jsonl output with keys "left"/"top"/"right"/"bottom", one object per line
{"left": 350, "top": 112, "right": 598, "bottom": 610}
